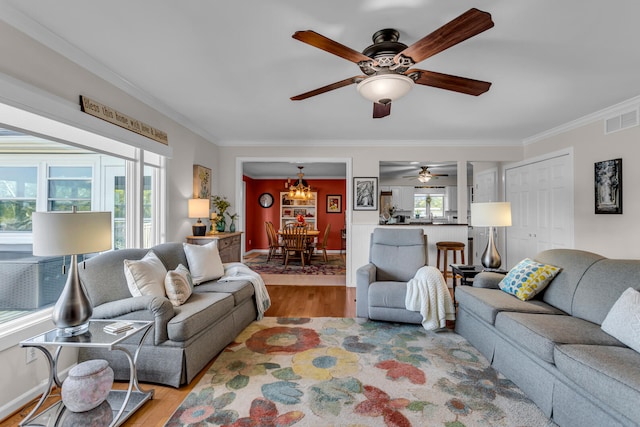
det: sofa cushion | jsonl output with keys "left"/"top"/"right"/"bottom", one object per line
{"left": 368, "top": 281, "right": 408, "bottom": 309}
{"left": 194, "top": 279, "right": 254, "bottom": 306}
{"left": 167, "top": 292, "right": 235, "bottom": 342}
{"left": 183, "top": 242, "right": 224, "bottom": 284}
{"left": 499, "top": 258, "right": 561, "bottom": 301}
{"left": 534, "top": 249, "right": 605, "bottom": 315}
{"left": 572, "top": 259, "right": 640, "bottom": 325}
{"left": 554, "top": 344, "right": 640, "bottom": 423}
{"left": 164, "top": 264, "right": 194, "bottom": 307}
{"left": 495, "top": 312, "right": 625, "bottom": 364}
{"left": 601, "top": 287, "right": 640, "bottom": 353}
{"left": 123, "top": 251, "right": 167, "bottom": 297}
{"left": 455, "top": 286, "right": 564, "bottom": 325}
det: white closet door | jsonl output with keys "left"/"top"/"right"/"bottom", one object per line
{"left": 505, "top": 154, "right": 573, "bottom": 268}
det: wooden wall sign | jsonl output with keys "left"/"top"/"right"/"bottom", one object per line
{"left": 79, "top": 95, "right": 168, "bottom": 145}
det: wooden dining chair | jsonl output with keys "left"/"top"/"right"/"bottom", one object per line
{"left": 310, "top": 223, "right": 331, "bottom": 262}
{"left": 265, "top": 221, "right": 282, "bottom": 261}
{"left": 281, "top": 226, "right": 310, "bottom": 268}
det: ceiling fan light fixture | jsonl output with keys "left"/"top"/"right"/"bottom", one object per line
{"left": 356, "top": 74, "right": 414, "bottom": 104}
{"left": 418, "top": 175, "right": 431, "bottom": 183}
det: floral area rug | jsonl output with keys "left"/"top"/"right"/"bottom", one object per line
{"left": 166, "top": 317, "right": 554, "bottom": 427}
{"left": 242, "top": 253, "right": 346, "bottom": 275}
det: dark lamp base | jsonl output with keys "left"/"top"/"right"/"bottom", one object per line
{"left": 192, "top": 224, "right": 207, "bottom": 236}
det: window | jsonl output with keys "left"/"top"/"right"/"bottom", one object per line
{"left": 0, "top": 167, "right": 37, "bottom": 232}
{"left": 0, "top": 132, "right": 165, "bottom": 327}
{"left": 47, "top": 166, "right": 93, "bottom": 211}
{"left": 414, "top": 194, "right": 445, "bottom": 219}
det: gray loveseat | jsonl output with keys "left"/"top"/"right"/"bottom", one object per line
{"left": 77, "top": 242, "right": 257, "bottom": 387}
{"left": 455, "top": 249, "right": 640, "bottom": 427}
{"left": 356, "top": 228, "right": 428, "bottom": 324}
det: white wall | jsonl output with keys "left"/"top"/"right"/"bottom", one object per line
{"left": 525, "top": 120, "right": 640, "bottom": 259}
{"left": 0, "top": 20, "right": 220, "bottom": 417}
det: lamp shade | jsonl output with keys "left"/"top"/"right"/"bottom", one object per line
{"left": 32, "top": 211, "right": 112, "bottom": 256}
{"left": 357, "top": 74, "right": 414, "bottom": 104}
{"left": 471, "top": 202, "right": 512, "bottom": 227}
{"left": 188, "top": 198, "right": 210, "bottom": 218}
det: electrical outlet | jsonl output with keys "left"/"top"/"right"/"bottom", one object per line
{"left": 249, "top": 239, "right": 252, "bottom": 245}
{"left": 25, "top": 347, "right": 38, "bottom": 364}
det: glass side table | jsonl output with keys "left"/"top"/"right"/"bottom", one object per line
{"left": 19, "top": 320, "right": 154, "bottom": 427}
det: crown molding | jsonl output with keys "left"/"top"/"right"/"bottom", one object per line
{"left": 523, "top": 94, "right": 640, "bottom": 145}
{"left": 217, "top": 138, "right": 521, "bottom": 147}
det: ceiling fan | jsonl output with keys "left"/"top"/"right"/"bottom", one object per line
{"left": 290, "top": 8, "right": 494, "bottom": 118}
{"left": 403, "top": 166, "right": 448, "bottom": 182}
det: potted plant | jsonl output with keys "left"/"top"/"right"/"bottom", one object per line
{"left": 211, "top": 195, "right": 231, "bottom": 232}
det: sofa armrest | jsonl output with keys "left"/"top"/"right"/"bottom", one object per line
{"left": 92, "top": 295, "right": 175, "bottom": 345}
{"left": 356, "top": 263, "right": 376, "bottom": 318}
{"left": 473, "top": 271, "right": 506, "bottom": 289}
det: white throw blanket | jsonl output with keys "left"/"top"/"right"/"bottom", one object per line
{"left": 220, "top": 263, "right": 271, "bottom": 320}
{"left": 405, "top": 266, "right": 456, "bottom": 330}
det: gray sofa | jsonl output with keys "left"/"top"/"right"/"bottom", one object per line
{"left": 455, "top": 249, "right": 640, "bottom": 427}
{"left": 77, "top": 242, "right": 257, "bottom": 387}
{"left": 356, "top": 228, "right": 427, "bottom": 324}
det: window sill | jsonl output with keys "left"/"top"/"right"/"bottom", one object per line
{"left": 0, "top": 308, "right": 53, "bottom": 352}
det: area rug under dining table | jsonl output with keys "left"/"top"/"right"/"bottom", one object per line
{"left": 165, "top": 317, "right": 554, "bottom": 427}
{"left": 242, "top": 253, "right": 346, "bottom": 275}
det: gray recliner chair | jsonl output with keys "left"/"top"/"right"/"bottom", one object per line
{"left": 356, "top": 228, "right": 428, "bottom": 323}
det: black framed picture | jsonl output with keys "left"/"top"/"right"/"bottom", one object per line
{"left": 595, "top": 158, "right": 622, "bottom": 214}
{"left": 353, "top": 177, "right": 378, "bottom": 211}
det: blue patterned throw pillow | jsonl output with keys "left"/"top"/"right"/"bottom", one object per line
{"left": 499, "top": 258, "right": 561, "bottom": 301}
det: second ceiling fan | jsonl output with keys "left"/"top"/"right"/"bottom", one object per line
{"left": 291, "top": 8, "right": 494, "bottom": 118}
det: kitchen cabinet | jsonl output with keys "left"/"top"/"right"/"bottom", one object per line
{"left": 391, "top": 186, "right": 415, "bottom": 212}
{"left": 445, "top": 186, "right": 457, "bottom": 211}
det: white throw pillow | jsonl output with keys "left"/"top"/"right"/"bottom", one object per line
{"left": 123, "top": 251, "right": 167, "bottom": 297}
{"left": 164, "top": 264, "right": 194, "bottom": 306}
{"left": 601, "top": 287, "right": 640, "bottom": 353}
{"left": 183, "top": 241, "right": 224, "bottom": 284}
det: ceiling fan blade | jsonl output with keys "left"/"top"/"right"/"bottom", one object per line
{"left": 373, "top": 102, "right": 391, "bottom": 118}
{"left": 291, "top": 76, "right": 365, "bottom": 101}
{"left": 409, "top": 69, "right": 491, "bottom": 96}
{"left": 395, "top": 8, "right": 493, "bottom": 65}
{"left": 293, "top": 30, "right": 373, "bottom": 64}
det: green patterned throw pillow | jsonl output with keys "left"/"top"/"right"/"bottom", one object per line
{"left": 499, "top": 258, "right": 561, "bottom": 301}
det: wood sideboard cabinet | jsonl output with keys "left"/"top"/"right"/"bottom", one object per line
{"left": 185, "top": 232, "right": 242, "bottom": 263}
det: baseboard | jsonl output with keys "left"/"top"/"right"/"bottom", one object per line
{"left": 0, "top": 364, "right": 73, "bottom": 422}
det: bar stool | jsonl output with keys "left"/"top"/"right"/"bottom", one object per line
{"left": 436, "top": 241, "right": 466, "bottom": 280}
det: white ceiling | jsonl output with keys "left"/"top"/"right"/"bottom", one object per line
{"left": 4, "top": 0, "right": 640, "bottom": 149}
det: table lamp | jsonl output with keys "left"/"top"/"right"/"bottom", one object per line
{"left": 188, "top": 198, "right": 209, "bottom": 236}
{"left": 470, "top": 202, "right": 512, "bottom": 269}
{"left": 32, "top": 207, "right": 112, "bottom": 336}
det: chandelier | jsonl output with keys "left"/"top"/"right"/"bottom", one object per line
{"left": 287, "top": 166, "right": 312, "bottom": 200}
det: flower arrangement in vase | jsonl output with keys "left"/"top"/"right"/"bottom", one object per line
{"left": 211, "top": 195, "right": 231, "bottom": 232}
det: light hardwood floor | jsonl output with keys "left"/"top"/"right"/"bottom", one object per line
{"left": 2, "top": 283, "right": 356, "bottom": 427}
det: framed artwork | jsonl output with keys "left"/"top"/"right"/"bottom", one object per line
{"left": 193, "top": 165, "right": 211, "bottom": 199}
{"left": 353, "top": 177, "right": 378, "bottom": 211}
{"left": 326, "top": 194, "right": 342, "bottom": 213}
{"left": 595, "top": 158, "right": 622, "bottom": 214}
{"left": 293, "top": 208, "right": 307, "bottom": 217}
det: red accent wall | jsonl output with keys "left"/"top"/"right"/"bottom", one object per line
{"left": 244, "top": 176, "right": 346, "bottom": 251}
